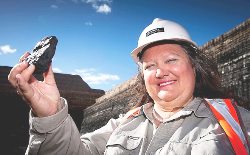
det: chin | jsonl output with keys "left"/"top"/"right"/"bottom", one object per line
{"left": 158, "top": 92, "right": 176, "bottom": 102}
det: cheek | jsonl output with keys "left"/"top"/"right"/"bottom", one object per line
{"left": 143, "top": 71, "right": 155, "bottom": 88}
{"left": 143, "top": 72, "right": 150, "bottom": 85}
{"left": 180, "top": 65, "right": 196, "bottom": 84}
{"left": 171, "top": 63, "right": 195, "bottom": 86}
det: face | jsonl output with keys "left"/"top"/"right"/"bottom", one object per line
{"left": 141, "top": 43, "right": 196, "bottom": 109}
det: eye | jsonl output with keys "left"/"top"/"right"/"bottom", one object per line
{"left": 144, "top": 64, "right": 155, "bottom": 70}
{"left": 165, "top": 58, "right": 177, "bottom": 64}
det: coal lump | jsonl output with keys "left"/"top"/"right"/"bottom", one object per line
{"left": 25, "top": 36, "right": 58, "bottom": 74}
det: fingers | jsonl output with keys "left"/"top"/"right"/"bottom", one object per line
{"left": 15, "top": 64, "right": 36, "bottom": 99}
{"left": 19, "top": 52, "right": 30, "bottom": 63}
{"left": 8, "top": 52, "right": 36, "bottom": 91}
{"left": 8, "top": 61, "right": 29, "bottom": 87}
{"left": 21, "top": 64, "right": 36, "bottom": 82}
{"left": 9, "top": 52, "right": 30, "bottom": 84}
{"left": 18, "top": 52, "right": 37, "bottom": 83}
{"left": 12, "top": 64, "right": 36, "bottom": 97}
{"left": 44, "top": 63, "right": 56, "bottom": 85}
{"left": 16, "top": 73, "right": 34, "bottom": 102}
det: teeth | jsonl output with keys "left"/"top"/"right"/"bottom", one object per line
{"left": 159, "top": 81, "right": 174, "bottom": 86}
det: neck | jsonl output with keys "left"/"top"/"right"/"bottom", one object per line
{"left": 153, "top": 96, "right": 194, "bottom": 120}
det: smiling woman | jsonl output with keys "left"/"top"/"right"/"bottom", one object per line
{"left": 7, "top": 18, "right": 250, "bottom": 155}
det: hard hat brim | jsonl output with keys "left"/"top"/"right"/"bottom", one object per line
{"left": 131, "top": 38, "right": 197, "bottom": 63}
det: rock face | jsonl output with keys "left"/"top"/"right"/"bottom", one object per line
{"left": 80, "top": 18, "right": 250, "bottom": 133}
{"left": 0, "top": 66, "right": 104, "bottom": 155}
{"left": 201, "top": 18, "right": 250, "bottom": 107}
{"left": 80, "top": 74, "right": 145, "bottom": 134}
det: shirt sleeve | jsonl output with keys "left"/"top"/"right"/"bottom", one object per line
{"left": 25, "top": 97, "right": 122, "bottom": 155}
{"left": 80, "top": 117, "right": 122, "bottom": 154}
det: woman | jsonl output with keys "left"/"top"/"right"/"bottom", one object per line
{"left": 8, "top": 18, "right": 250, "bottom": 154}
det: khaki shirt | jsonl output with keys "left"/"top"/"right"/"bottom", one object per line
{"left": 26, "top": 98, "right": 250, "bottom": 155}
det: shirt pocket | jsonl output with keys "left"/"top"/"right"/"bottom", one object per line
{"left": 192, "top": 131, "right": 227, "bottom": 144}
{"left": 105, "top": 132, "right": 142, "bottom": 155}
{"left": 156, "top": 131, "right": 231, "bottom": 155}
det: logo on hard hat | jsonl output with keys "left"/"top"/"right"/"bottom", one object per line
{"left": 146, "top": 27, "right": 164, "bottom": 37}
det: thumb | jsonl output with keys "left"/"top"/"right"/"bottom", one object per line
{"left": 43, "top": 63, "right": 56, "bottom": 85}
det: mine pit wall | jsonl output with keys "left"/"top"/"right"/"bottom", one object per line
{"left": 80, "top": 74, "right": 145, "bottom": 134}
{"left": 201, "top": 18, "right": 250, "bottom": 105}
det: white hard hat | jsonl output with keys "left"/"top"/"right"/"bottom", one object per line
{"left": 131, "top": 18, "right": 197, "bottom": 62}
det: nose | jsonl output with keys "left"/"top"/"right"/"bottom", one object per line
{"left": 155, "top": 67, "right": 168, "bottom": 78}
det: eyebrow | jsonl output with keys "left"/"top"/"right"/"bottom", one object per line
{"left": 142, "top": 52, "right": 181, "bottom": 62}
{"left": 159, "top": 51, "right": 183, "bottom": 58}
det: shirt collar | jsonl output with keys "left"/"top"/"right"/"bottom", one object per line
{"left": 142, "top": 97, "right": 212, "bottom": 124}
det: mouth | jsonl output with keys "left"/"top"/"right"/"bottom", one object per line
{"left": 158, "top": 80, "right": 176, "bottom": 87}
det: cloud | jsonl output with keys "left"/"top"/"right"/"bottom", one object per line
{"left": 94, "top": 4, "right": 111, "bottom": 14}
{"left": 85, "top": 21, "right": 93, "bottom": 26}
{"left": 50, "top": 4, "right": 59, "bottom": 9}
{"left": 82, "top": 0, "right": 112, "bottom": 14}
{"left": 72, "top": 68, "right": 120, "bottom": 85}
{"left": 0, "top": 45, "right": 17, "bottom": 54}
{"left": 53, "top": 67, "right": 63, "bottom": 73}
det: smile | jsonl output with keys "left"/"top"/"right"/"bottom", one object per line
{"left": 159, "top": 80, "right": 176, "bottom": 87}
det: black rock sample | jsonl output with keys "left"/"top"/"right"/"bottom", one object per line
{"left": 25, "top": 36, "right": 58, "bottom": 74}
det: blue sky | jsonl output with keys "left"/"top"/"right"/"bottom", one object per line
{"left": 0, "top": 0, "right": 249, "bottom": 91}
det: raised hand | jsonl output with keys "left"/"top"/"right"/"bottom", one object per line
{"left": 8, "top": 52, "right": 60, "bottom": 117}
